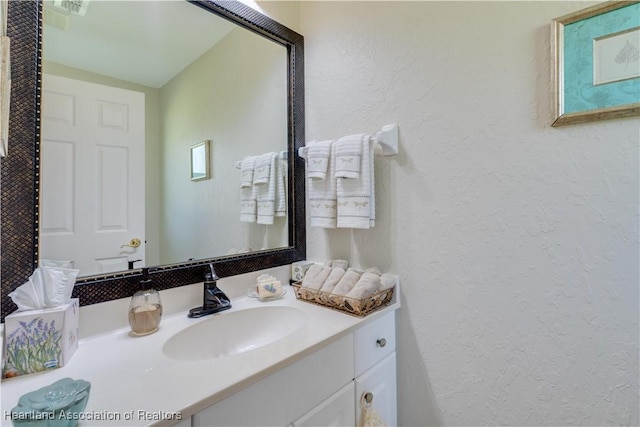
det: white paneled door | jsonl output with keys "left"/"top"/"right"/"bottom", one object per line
{"left": 40, "top": 74, "right": 145, "bottom": 276}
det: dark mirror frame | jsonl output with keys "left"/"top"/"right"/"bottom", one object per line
{"left": 1, "top": 0, "right": 305, "bottom": 321}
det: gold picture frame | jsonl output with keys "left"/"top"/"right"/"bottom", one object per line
{"left": 551, "top": 1, "right": 640, "bottom": 127}
{"left": 190, "top": 140, "right": 210, "bottom": 181}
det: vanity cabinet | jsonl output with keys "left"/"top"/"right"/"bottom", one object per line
{"left": 353, "top": 311, "right": 397, "bottom": 426}
{"left": 191, "top": 310, "right": 397, "bottom": 427}
{"left": 192, "top": 334, "right": 354, "bottom": 427}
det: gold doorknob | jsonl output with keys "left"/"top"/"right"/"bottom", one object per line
{"left": 121, "top": 238, "right": 141, "bottom": 249}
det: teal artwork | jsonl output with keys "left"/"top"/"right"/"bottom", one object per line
{"left": 563, "top": 3, "right": 640, "bottom": 114}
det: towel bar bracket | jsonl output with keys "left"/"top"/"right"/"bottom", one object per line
{"left": 373, "top": 123, "right": 399, "bottom": 156}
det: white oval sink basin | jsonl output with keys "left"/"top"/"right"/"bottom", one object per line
{"left": 162, "top": 306, "right": 307, "bottom": 361}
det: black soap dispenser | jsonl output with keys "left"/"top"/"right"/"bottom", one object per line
{"left": 128, "top": 268, "right": 163, "bottom": 336}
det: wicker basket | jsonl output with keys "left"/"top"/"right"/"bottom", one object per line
{"left": 291, "top": 282, "right": 394, "bottom": 317}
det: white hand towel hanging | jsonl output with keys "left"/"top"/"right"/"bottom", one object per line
{"left": 253, "top": 152, "right": 272, "bottom": 186}
{"left": 256, "top": 152, "right": 279, "bottom": 224}
{"left": 240, "top": 155, "right": 258, "bottom": 222}
{"left": 307, "top": 140, "right": 332, "bottom": 180}
{"left": 335, "top": 134, "right": 364, "bottom": 179}
{"left": 240, "top": 156, "right": 256, "bottom": 188}
{"left": 304, "top": 140, "right": 337, "bottom": 228}
{"left": 336, "top": 135, "right": 375, "bottom": 229}
{"left": 240, "top": 185, "right": 257, "bottom": 223}
{"left": 274, "top": 154, "right": 287, "bottom": 218}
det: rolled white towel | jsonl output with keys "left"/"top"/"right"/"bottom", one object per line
{"left": 301, "top": 265, "right": 332, "bottom": 291}
{"left": 301, "top": 264, "right": 322, "bottom": 282}
{"left": 380, "top": 274, "right": 397, "bottom": 290}
{"left": 365, "top": 267, "right": 381, "bottom": 276}
{"left": 331, "top": 259, "right": 349, "bottom": 270}
{"left": 345, "top": 272, "right": 381, "bottom": 300}
{"left": 331, "top": 268, "right": 362, "bottom": 296}
{"left": 323, "top": 259, "right": 349, "bottom": 270}
{"left": 320, "top": 267, "right": 346, "bottom": 293}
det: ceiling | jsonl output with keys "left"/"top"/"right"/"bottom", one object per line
{"left": 43, "top": 0, "right": 237, "bottom": 88}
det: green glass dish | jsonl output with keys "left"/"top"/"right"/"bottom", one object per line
{"left": 10, "top": 377, "right": 91, "bottom": 427}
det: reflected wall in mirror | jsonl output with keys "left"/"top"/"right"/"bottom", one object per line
{"left": 40, "top": 0, "right": 289, "bottom": 278}
{"left": 1, "top": 0, "right": 305, "bottom": 321}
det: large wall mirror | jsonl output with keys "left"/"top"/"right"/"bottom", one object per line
{"left": 1, "top": 0, "right": 305, "bottom": 320}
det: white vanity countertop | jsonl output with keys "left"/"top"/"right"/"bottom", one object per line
{"left": 0, "top": 285, "right": 399, "bottom": 427}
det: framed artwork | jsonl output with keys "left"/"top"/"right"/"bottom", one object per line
{"left": 190, "top": 140, "right": 210, "bottom": 181}
{"left": 552, "top": 1, "right": 640, "bottom": 126}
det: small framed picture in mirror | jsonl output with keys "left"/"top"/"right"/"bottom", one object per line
{"left": 190, "top": 140, "right": 210, "bottom": 181}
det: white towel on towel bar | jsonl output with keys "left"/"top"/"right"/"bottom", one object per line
{"left": 307, "top": 140, "right": 332, "bottom": 180}
{"left": 336, "top": 135, "right": 375, "bottom": 229}
{"left": 256, "top": 152, "right": 286, "bottom": 224}
{"left": 240, "top": 155, "right": 258, "bottom": 222}
{"left": 240, "top": 185, "right": 257, "bottom": 223}
{"left": 240, "top": 177, "right": 257, "bottom": 223}
{"left": 275, "top": 155, "right": 287, "bottom": 218}
{"left": 335, "top": 134, "right": 364, "bottom": 179}
{"left": 306, "top": 140, "right": 337, "bottom": 228}
{"left": 240, "top": 156, "right": 256, "bottom": 188}
{"left": 253, "top": 152, "right": 272, "bottom": 186}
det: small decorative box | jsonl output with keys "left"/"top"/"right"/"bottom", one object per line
{"left": 291, "top": 261, "right": 314, "bottom": 282}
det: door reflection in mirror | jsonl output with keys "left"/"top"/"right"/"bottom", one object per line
{"left": 40, "top": 75, "right": 145, "bottom": 276}
{"left": 40, "top": 1, "right": 289, "bottom": 278}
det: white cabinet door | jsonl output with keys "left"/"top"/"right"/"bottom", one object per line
{"left": 355, "top": 353, "right": 397, "bottom": 427}
{"left": 292, "top": 382, "right": 355, "bottom": 427}
{"left": 193, "top": 334, "right": 354, "bottom": 427}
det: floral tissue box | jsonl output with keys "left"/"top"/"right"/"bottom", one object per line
{"left": 3, "top": 299, "right": 79, "bottom": 378}
{"left": 291, "top": 261, "right": 314, "bottom": 282}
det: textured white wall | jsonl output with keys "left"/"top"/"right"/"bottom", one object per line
{"left": 298, "top": 1, "right": 639, "bottom": 426}
{"left": 160, "top": 27, "right": 288, "bottom": 262}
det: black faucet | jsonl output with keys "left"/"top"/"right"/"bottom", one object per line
{"left": 188, "top": 264, "right": 231, "bottom": 318}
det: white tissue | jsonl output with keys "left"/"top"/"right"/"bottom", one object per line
{"left": 8, "top": 266, "right": 79, "bottom": 311}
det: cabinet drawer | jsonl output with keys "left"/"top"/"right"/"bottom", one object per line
{"left": 354, "top": 311, "right": 396, "bottom": 377}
